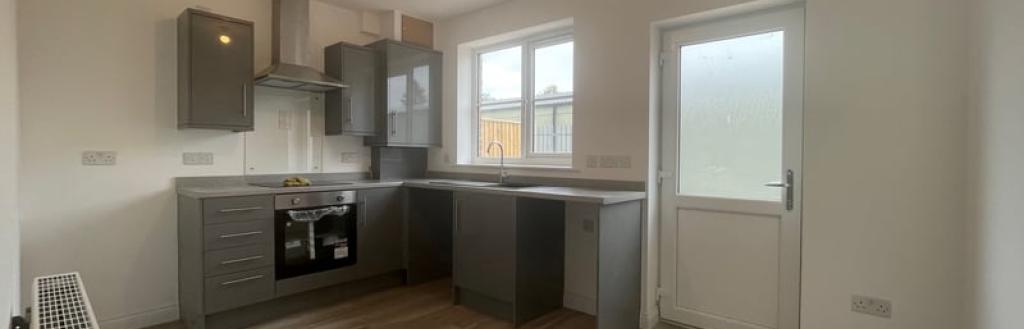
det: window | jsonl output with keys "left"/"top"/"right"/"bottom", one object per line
{"left": 472, "top": 31, "right": 573, "bottom": 166}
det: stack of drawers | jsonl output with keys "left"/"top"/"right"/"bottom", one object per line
{"left": 186, "top": 195, "right": 276, "bottom": 316}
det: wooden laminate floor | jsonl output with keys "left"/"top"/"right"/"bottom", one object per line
{"left": 148, "top": 280, "right": 595, "bottom": 329}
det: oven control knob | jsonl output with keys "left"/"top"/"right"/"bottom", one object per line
{"left": 336, "top": 195, "right": 345, "bottom": 202}
{"left": 291, "top": 197, "right": 302, "bottom": 205}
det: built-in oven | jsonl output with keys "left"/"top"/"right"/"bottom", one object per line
{"left": 274, "top": 191, "right": 358, "bottom": 280}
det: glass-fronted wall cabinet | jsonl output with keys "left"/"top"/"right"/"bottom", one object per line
{"left": 364, "top": 40, "right": 442, "bottom": 147}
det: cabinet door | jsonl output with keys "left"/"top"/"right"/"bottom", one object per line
{"left": 326, "top": 44, "right": 376, "bottom": 136}
{"left": 409, "top": 51, "right": 441, "bottom": 146}
{"left": 453, "top": 192, "right": 515, "bottom": 301}
{"left": 385, "top": 43, "right": 415, "bottom": 144}
{"left": 357, "top": 188, "right": 404, "bottom": 279}
{"left": 189, "top": 14, "right": 253, "bottom": 128}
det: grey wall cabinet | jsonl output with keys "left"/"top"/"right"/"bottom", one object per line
{"left": 325, "top": 43, "right": 377, "bottom": 136}
{"left": 177, "top": 9, "right": 254, "bottom": 132}
{"left": 356, "top": 188, "right": 404, "bottom": 279}
{"left": 365, "top": 40, "right": 442, "bottom": 147}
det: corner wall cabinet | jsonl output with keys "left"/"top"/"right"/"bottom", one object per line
{"left": 365, "top": 40, "right": 442, "bottom": 147}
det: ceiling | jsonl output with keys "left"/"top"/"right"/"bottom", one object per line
{"left": 322, "top": 0, "right": 511, "bottom": 20}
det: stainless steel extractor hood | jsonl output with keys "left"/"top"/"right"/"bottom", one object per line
{"left": 255, "top": 0, "right": 347, "bottom": 92}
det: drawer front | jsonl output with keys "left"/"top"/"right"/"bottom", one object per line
{"left": 203, "top": 220, "right": 273, "bottom": 251}
{"left": 204, "top": 267, "right": 274, "bottom": 314}
{"left": 203, "top": 196, "right": 273, "bottom": 225}
{"left": 204, "top": 244, "right": 274, "bottom": 277}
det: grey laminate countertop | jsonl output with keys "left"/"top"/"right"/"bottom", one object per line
{"left": 177, "top": 178, "right": 645, "bottom": 205}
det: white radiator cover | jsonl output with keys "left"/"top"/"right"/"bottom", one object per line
{"left": 31, "top": 273, "right": 100, "bottom": 329}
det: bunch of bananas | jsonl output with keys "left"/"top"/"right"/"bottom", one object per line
{"left": 283, "top": 176, "right": 312, "bottom": 187}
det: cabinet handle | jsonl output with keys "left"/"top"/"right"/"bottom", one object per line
{"left": 360, "top": 201, "right": 368, "bottom": 227}
{"left": 220, "top": 275, "right": 264, "bottom": 286}
{"left": 218, "top": 231, "right": 263, "bottom": 239}
{"left": 345, "top": 96, "right": 353, "bottom": 123}
{"left": 217, "top": 206, "right": 263, "bottom": 213}
{"left": 242, "top": 84, "right": 248, "bottom": 118}
{"left": 219, "top": 255, "right": 264, "bottom": 265}
{"left": 389, "top": 113, "right": 396, "bottom": 136}
{"left": 454, "top": 200, "right": 461, "bottom": 232}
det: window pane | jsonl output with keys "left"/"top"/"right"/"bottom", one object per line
{"left": 479, "top": 103, "right": 522, "bottom": 159}
{"left": 534, "top": 41, "right": 573, "bottom": 97}
{"left": 678, "top": 31, "right": 784, "bottom": 201}
{"left": 480, "top": 46, "right": 522, "bottom": 102}
{"left": 532, "top": 99, "right": 572, "bottom": 154}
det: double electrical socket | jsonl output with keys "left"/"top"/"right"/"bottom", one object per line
{"left": 586, "top": 155, "right": 632, "bottom": 169}
{"left": 82, "top": 151, "right": 117, "bottom": 166}
{"left": 183, "top": 152, "right": 214, "bottom": 166}
{"left": 852, "top": 295, "right": 892, "bottom": 318}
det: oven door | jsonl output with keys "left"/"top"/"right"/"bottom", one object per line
{"left": 275, "top": 205, "right": 358, "bottom": 280}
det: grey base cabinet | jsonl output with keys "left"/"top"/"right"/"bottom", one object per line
{"left": 177, "top": 9, "right": 254, "bottom": 132}
{"left": 453, "top": 192, "right": 565, "bottom": 326}
{"left": 406, "top": 188, "right": 453, "bottom": 284}
{"left": 357, "top": 188, "right": 405, "bottom": 278}
{"left": 178, "top": 195, "right": 275, "bottom": 329}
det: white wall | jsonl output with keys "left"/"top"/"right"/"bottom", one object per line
{"left": 967, "top": 0, "right": 1024, "bottom": 328}
{"left": 16, "top": 1, "right": 376, "bottom": 328}
{"left": 800, "top": 0, "right": 968, "bottom": 328}
{"left": 441, "top": 0, "right": 970, "bottom": 328}
{"left": 0, "top": 0, "right": 20, "bottom": 320}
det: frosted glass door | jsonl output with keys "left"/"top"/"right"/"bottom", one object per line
{"left": 659, "top": 6, "right": 804, "bottom": 329}
{"left": 678, "top": 31, "right": 784, "bottom": 201}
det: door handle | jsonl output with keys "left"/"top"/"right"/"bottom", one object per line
{"left": 765, "top": 170, "right": 795, "bottom": 211}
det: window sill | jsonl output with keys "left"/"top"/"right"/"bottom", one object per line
{"left": 454, "top": 163, "right": 579, "bottom": 172}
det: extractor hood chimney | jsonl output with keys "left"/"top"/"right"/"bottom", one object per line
{"left": 255, "top": 0, "right": 347, "bottom": 92}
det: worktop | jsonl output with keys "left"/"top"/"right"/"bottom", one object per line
{"left": 177, "top": 178, "right": 645, "bottom": 205}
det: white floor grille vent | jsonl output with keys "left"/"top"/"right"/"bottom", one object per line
{"left": 31, "top": 272, "right": 100, "bottom": 329}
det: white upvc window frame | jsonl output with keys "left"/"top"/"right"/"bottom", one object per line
{"left": 470, "top": 28, "right": 574, "bottom": 167}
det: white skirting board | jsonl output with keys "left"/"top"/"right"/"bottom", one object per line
{"left": 98, "top": 304, "right": 179, "bottom": 329}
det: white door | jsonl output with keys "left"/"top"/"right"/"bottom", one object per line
{"left": 659, "top": 6, "right": 804, "bottom": 329}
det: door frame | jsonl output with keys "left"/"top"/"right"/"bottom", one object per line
{"left": 646, "top": 1, "right": 805, "bottom": 328}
